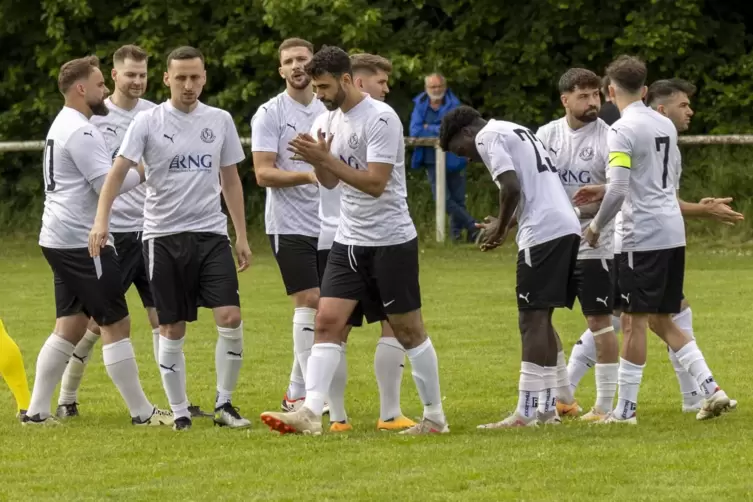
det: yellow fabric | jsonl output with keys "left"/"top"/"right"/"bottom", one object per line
{"left": 608, "top": 152, "right": 631, "bottom": 169}
{"left": 0, "top": 319, "right": 31, "bottom": 412}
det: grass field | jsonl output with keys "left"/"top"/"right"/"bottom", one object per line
{"left": 1, "top": 240, "right": 752, "bottom": 501}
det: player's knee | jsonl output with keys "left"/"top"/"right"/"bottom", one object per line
{"left": 215, "top": 307, "right": 242, "bottom": 329}
{"left": 518, "top": 311, "right": 550, "bottom": 362}
{"left": 386, "top": 311, "right": 425, "bottom": 349}
{"left": 294, "top": 288, "right": 320, "bottom": 309}
{"left": 99, "top": 315, "right": 131, "bottom": 344}
{"left": 586, "top": 314, "right": 611, "bottom": 333}
{"left": 379, "top": 320, "right": 396, "bottom": 338}
{"left": 314, "top": 310, "right": 346, "bottom": 342}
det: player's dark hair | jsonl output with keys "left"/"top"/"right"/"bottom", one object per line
{"left": 167, "top": 46, "right": 204, "bottom": 67}
{"left": 350, "top": 53, "right": 392, "bottom": 75}
{"left": 439, "top": 106, "right": 482, "bottom": 151}
{"left": 304, "top": 45, "right": 352, "bottom": 79}
{"left": 278, "top": 38, "right": 314, "bottom": 60}
{"left": 606, "top": 55, "right": 647, "bottom": 94}
{"left": 113, "top": 44, "right": 148, "bottom": 65}
{"left": 601, "top": 75, "right": 611, "bottom": 97}
{"left": 645, "top": 78, "right": 697, "bottom": 107}
{"left": 58, "top": 55, "right": 100, "bottom": 94}
{"left": 558, "top": 68, "right": 601, "bottom": 94}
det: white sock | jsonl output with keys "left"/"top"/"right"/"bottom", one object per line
{"left": 287, "top": 358, "right": 306, "bottom": 400}
{"left": 303, "top": 343, "right": 341, "bottom": 417}
{"left": 567, "top": 330, "right": 596, "bottom": 393}
{"left": 58, "top": 329, "right": 99, "bottom": 405}
{"left": 216, "top": 323, "right": 244, "bottom": 408}
{"left": 328, "top": 343, "right": 348, "bottom": 423}
{"left": 374, "top": 337, "right": 405, "bottom": 421}
{"left": 103, "top": 339, "right": 154, "bottom": 421}
{"left": 517, "top": 362, "right": 544, "bottom": 419}
{"left": 614, "top": 358, "right": 644, "bottom": 419}
{"left": 669, "top": 308, "right": 702, "bottom": 405}
{"left": 27, "top": 334, "right": 75, "bottom": 419}
{"left": 612, "top": 315, "right": 622, "bottom": 335}
{"left": 555, "top": 350, "right": 574, "bottom": 404}
{"left": 595, "top": 363, "right": 618, "bottom": 411}
{"left": 674, "top": 340, "right": 719, "bottom": 396}
{"left": 159, "top": 336, "right": 189, "bottom": 419}
{"left": 405, "top": 338, "right": 445, "bottom": 424}
{"left": 538, "top": 365, "right": 557, "bottom": 415}
{"left": 293, "top": 307, "right": 316, "bottom": 384}
{"left": 151, "top": 328, "right": 160, "bottom": 366}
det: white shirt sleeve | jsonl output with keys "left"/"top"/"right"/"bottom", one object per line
{"left": 607, "top": 124, "right": 633, "bottom": 155}
{"left": 220, "top": 112, "right": 246, "bottom": 168}
{"left": 250, "top": 104, "right": 280, "bottom": 153}
{"left": 119, "top": 112, "right": 149, "bottom": 164}
{"left": 477, "top": 133, "right": 515, "bottom": 183}
{"left": 67, "top": 126, "right": 112, "bottom": 182}
{"left": 535, "top": 124, "right": 551, "bottom": 148}
{"left": 673, "top": 145, "right": 682, "bottom": 189}
{"left": 366, "top": 112, "right": 400, "bottom": 164}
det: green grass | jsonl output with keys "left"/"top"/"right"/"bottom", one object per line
{"left": 1, "top": 241, "right": 752, "bottom": 501}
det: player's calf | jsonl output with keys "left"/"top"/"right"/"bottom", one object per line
{"left": 213, "top": 306, "right": 251, "bottom": 429}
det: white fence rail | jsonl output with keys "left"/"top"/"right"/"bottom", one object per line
{"left": 2, "top": 135, "right": 752, "bottom": 243}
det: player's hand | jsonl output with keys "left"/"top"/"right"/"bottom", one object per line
{"left": 477, "top": 217, "right": 506, "bottom": 251}
{"left": 235, "top": 239, "right": 252, "bottom": 272}
{"left": 584, "top": 225, "right": 600, "bottom": 248}
{"left": 307, "top": 171, "right": 319, "bottom": 186}
{"left": 88, "top": 220, "right": 109, "bottom": 258}
{"left": 700, "top": 197, "right": 744, "bottom": 225}
{"left": 572, "top": 184, "right": 606, "bottom": 206}
{"left": 288, "top": 129, "right": 333, "bottom": 166}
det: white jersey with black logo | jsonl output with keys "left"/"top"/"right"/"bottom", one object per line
{"left": 251, "top": 92, "right": 326, "bottom": 237}
{"left": 39, "top": 107, "right": 114, "bottom": 249}
{"left": 609, "top": 101, "right": 684, "bottom": 252}
{"left": 537, "top": 117, "right": 613, "bottom": 258}
{"left": 475, "top": 119, "right": 581, "bottom": 251}
{"left": 311, "top": 112, "right": 341, "bottom": 251}
{"left": 118, "top": 101, "right": 246, "bottom": 241}
{"left": 91, "top": 97, "right": 156, "bottom": 233}
{"left": 323, "top": 96, "right": 416, "bottom": 247}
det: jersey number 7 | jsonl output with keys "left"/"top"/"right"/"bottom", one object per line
{"left": 42, "top": 139, "right": 56, "bottom": 192}
{"left": 513, "top": 128, "right": 557, "bottom": 174}
{"left": 655, "top": 136, "right": 669, "bottom": 189}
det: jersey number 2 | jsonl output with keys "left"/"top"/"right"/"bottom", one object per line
{"left": 655, "top": 136, "right": 669, "bottom": 189}
{"left": 513, "top": 128, "right": 557, "bottom": 174}
{"left": 43, "top": 139, "right": 56, "bottom": 191}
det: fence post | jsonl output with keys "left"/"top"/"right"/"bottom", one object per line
{"left": 435, "top": 144, "right": 446, "bottom": 243}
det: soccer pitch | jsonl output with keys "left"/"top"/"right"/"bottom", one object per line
{"left": 1, "top": 241, "right": 751, "bottom": 501}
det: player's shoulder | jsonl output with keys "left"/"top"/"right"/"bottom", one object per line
{"left": 365, "top": 97, "right": 399, "bottom": 121}
{"left": 136, "top": 98, "right": 157, "bottom": 111}
{"left": 48, "top": 107, "right": 99, "bottom": 142}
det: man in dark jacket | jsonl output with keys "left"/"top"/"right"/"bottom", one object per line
{"left": 410, "top": 73, "right": 478, "bottom": 242}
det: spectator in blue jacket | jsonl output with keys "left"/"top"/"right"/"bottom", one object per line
{"left": 410, "top": 73, "right": 478, "bottom": 242}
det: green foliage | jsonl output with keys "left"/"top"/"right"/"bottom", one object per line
{"left": 1, "top": 0, "right": 753, "bottom": 241}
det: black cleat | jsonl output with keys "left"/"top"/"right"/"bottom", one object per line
{"left": 173, "top": 416, "right": 192, "bottom": 431}
{"left": 56, "top": 403, "right": 79, "bottom": 418}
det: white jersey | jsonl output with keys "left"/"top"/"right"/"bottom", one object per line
{"left": 324, "top": 96, "right": 417, "bottom": 247}
{"left": 537, "top": 117, "right": 613, "bottom": 258}
{"left": 91, "top": 98, "right": 156, "bottom": 232}
{"left": 609, "top": 101, "right": 684, "bottom": 252}
{"left": 251, "top": 92, "right": 326, "bottom": 237}
{"left": 39, "top": 107, "right": 114, "bottom": 249}
{"left": 476, "top": 119, "right": 581, "bottom": 251}
{"left": 311, "top": 112, "right": 341, "bottom": 251}
{"left": 118, "top": 101, "right": 246, "bottom": 241}
{"left": 613, "top": 211, "right": 623, "bottom": 255}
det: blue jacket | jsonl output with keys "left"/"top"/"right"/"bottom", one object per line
{"left": 409, "top": 90, "right": 467, "bottom": 172}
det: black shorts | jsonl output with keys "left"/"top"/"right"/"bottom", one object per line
{"left": 613, "top": 253, "right": 622, "bottom": 310}
{"left": 573, "top": 258, "right": 614, "bottom": 315}
{"left": 144, "top": 232, "right": 240, "bottom": 325}
{"left": 114, "top": 232, "right": 153, "bottom": 308}
{"left": 41, "top": 246, "right": 129, "bottom": 326}
{"left": 516, "top": 234, "right": 580, "bottom": 310}
{"left": 618, "top": 247, "right": 685, "bottom": 314}
{"left": 321, "top": 238, "right": 421, "bottom": 319}
{"left": 317, "top": 249, "right": 385, "bottom": 327}
{"left": 269, "top": 234, "right": 322, "bottom": 296}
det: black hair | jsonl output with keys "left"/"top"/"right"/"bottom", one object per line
{"left": 304, "top": 45, "right": 351, "bottom": 78}
{"left": 646, "top": 78, "right": 697, "bottom": 106}
{"left": 439, "top": 106, "right": 482, "bottom": 151}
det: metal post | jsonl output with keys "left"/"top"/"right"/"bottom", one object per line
{"left": 435, "top": 144, "right": 446, "bottom": 243}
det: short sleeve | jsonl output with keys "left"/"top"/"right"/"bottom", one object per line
{"left": 250, "top": 104, "right": 280, "bottom": 153}
{"left": 366, "top": 112, "right": 400, "bottom": 164}
{"left": 67, "top": 126, "right": 112, "bottom": 181}
{"left": 476, "top": 132, "right": 515, "bottom": 183}
{"left": 535, "top": 124, "right": 552, "bottom": 148}
{"left": 607, "top": 125, "right": 633, "bottom": 155}
{"left": 119, "top": 112, "right": 149, "bottom": 164}
{"left": 220, "top": 112, "right": 246, "bottom": 168}
{"left": 673, "top": 144, "right": 682, "bottom": 189}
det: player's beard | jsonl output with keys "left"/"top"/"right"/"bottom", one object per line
{"left": 321, "top": 84, "right": 346, "bottom": 111}
{"left": 89, "top": 98, "right": 110, "bottom": 116}
{"left": 287, "top": 71, "right": 311, "bottom": 90}
{"left": 576, "top": 107, "right": 599, "bottom": 123}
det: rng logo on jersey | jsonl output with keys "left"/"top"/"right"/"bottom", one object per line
{"left": 340, "top": 155, "right": 362, "bottom": 170}
{"left": 169, "top": 154, "right": 213, "bottom": 172}
{"left": 559, "top": 170, "right": 591, "bottom": 185}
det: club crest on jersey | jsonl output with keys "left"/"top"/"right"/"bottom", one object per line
{"left": 348, "top": 133, "right": 359, "bottom": 149}
{"left": 200, "top": 128, "right": 216, "bottom": 144}
{"left": 579, "top": 147, "right": 595, "bottom": 161}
